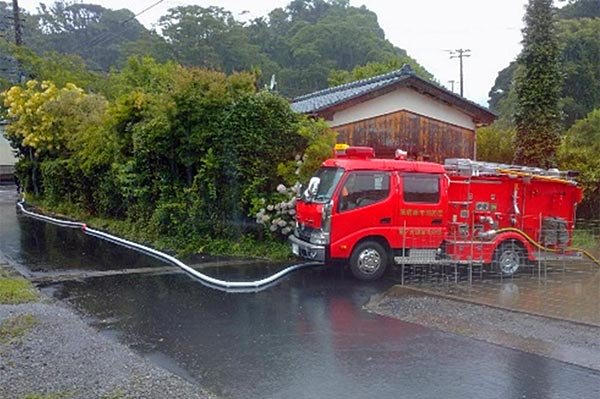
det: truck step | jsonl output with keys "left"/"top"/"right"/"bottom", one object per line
{"left": 394, "top": 249, "right": 441, "bottom": 265}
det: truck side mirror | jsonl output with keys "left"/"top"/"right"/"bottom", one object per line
{"left": 304, "top": 177, "right": 320, "bottom": 201}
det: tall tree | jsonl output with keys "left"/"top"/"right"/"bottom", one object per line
{"left": 489, "top": 0, "right": 600, "bottom": 129}
{"left": 513, "top": 0, "right": 562, "bottom": 167}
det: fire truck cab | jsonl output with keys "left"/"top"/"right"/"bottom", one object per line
{"left": 289, "top": 146, "right": 583, "bottom": 281}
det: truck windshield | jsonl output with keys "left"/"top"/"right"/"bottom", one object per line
{"left": 310, "top": 167, "right": 344, "bottom": 203}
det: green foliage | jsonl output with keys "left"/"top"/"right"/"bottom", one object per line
{"left": 0, "top": 1, "right": 431, "bottom": 99}
{"left": 2, "top": 80, "right": 107, "bottom": 159}
{"left": 158, "top": 5, "right": 269, "bottom": 75}
{"left": 255, "top": 0, "right": 409, "bottom": 96}
{"left": 490, "top": 2, "right": 600, "bottom": 130}
{"left": 514, "top": 0, "right": 562, "bottom": 167}
{"left": 28, "top": 2, "right": 161, "bottom": 71}
{"left": 105, "top": 56, "right": 179, "bottom": 98}
{"left": 558, "top": 108, "right": 600, "bottom": 218}
{"left": 277, "top": 117, "right": 337, "bottom": 185}
{"left": 571, "top": 229, "right": 599, "bottom": 251}
{"left": 488, "top": 61, "right": 517, "bottom": 114}
{"left": 476, "top": 125, "right": 516, "bottom": 163}
{"left": 559, "top": 17, "right": 600, "bottom": 126}
{"left": 557, "top": 0, "right": 600, "bottom": 19}
{"left": 2, "top": 54, "right": 341, "bottom": 257}
{"left": 329, "top": 57, "right": 434, "bottom": 86}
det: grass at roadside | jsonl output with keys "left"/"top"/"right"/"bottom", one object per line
{"left": 0, "top": 269, "right": 38, "bottom": 304}
{"left": 572, "top": 229, "right": 600, "bottom": 253}
{"left": 0, "top": 314, "right": 38, "bottom": 345}
{"left": 24, "top": 197, "right": 293, "bottom": 261}
{"left": 22, "top": 392, "right": 73, "bottom": 399}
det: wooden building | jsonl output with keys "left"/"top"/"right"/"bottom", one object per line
{"left": 291, "top": 65, "right": 496, "bottom": 162}
{"left": 0, "top": 121, "right": 17, "bottom": 183}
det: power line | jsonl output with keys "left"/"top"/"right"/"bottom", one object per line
{"left": 88, "top": 0, "right": 166, "bottom": 47}
{"left": 448, "top": 48, "right": 470, "bottom": 97}
{"left": 71, "top": 0, "right": 166, "bottom": 54}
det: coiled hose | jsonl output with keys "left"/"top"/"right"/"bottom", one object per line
{"left": 16, "top": 200, "right": 323, "bottom": 292}
{"left": 496, "top": 227, "right": 600, "bottom": 266}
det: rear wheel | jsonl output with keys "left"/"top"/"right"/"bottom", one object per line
{"left": 493, "top": 240, "right": 525, "bottom": 276}
{"left": 349, "top": 240, "right": 388, "bottom": 281}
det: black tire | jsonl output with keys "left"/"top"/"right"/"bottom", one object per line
{"left": 492, "top": 240, "right": 525, "bottom": 276}
{"left": 349, "top": 240, "right": 389, "bottom": 281}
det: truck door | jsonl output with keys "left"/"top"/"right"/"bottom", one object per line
{"left": 329, "top": 171, "right": 396, "bottom": 259}
{"left": 398, "top": 173, "right": 447, "bottom": 249}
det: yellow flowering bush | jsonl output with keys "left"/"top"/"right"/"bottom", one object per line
{"left": 2, "top": 80, "right": 107, "bottom": 158}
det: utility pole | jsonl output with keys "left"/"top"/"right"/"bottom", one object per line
{"left": 447, "top": 80, "right": 456, "bottom": 93}
{"left": 449, "top": 49, "right": 470, "bottom": 97}
{"left": 12, "top": 0, "right": 22, "bottom": 46}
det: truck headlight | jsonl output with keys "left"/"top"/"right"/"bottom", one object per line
{"left": 310, "top": 230, "right": 330, "bottom": 245}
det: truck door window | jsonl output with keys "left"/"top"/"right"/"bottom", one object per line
{"left": 403, "top": 174, "right": 440, "bottom": 203}
{"left": 339, "top": 172, "right": 390, "bottom": 211}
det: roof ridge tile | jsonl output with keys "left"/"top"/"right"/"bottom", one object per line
{"left": 292, "top": 65, "right": 412, "bottom": 102}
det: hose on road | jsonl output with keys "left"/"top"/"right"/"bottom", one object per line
{"left": 17, "top": 200, "right": 323, "bottom": 292}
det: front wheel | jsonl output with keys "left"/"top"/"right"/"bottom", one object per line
{"left": 349, "top": 240, "right": 389, "bottom": 281}
{"left": 492, "top": 240, "right": 525, "bottom": 276}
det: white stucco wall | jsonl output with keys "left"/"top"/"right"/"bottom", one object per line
{"left": 329, "top": 87, "right": 476, "bottom": 130}
{"left": 0, "top": 126, "right": 18, "bottom": 166}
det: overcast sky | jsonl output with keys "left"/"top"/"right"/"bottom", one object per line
{"left": 18, "top": 0, "right": 535, "bottom": 106}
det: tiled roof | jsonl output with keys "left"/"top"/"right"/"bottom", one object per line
{"left": 290, "top": 64, "right": 495, "bottom": 124}
{"left": 291, "top": 64, "right": 415, "bottom": 114}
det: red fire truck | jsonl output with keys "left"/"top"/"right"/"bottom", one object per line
{"left": 289, "top": 146, "right": 583, "bottom": 280}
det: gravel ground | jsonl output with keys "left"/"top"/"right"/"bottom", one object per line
{"left": 0, "top": 299, "right": 215, "bottom": 399}
{"left": 366, "top": 286, "right": 600, "bottom": 372}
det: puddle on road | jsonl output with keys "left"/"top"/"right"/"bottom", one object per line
{"left": 405, "top": 262, "right": 600, "bottom": 326}
{"left": 39, "top": 268, "right": 600, "bottom": 399}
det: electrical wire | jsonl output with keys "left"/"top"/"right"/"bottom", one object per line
{"left": 69, "top": 0, "right": 167, "bottom": 54}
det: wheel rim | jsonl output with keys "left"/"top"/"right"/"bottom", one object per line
{"left": 357, "top": 248, "right": 381, "bottom": 275}
{"left": 499, "top": 248, "right": 520, "bottom": 275}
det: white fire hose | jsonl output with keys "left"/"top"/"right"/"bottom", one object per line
{"left": 16, "top": 200, "right": 323, "bottom": 292}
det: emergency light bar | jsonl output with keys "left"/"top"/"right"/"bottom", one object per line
{"left": 334, "top": 145, "right": 375, "bottom": 159}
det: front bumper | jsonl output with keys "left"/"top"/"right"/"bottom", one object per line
{"left": 289, "top": 235, "right": 326, "bottom": 262}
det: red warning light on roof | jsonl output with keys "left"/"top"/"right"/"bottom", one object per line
{"left": 336, "top": 146, "right": 375, "bottom": 159}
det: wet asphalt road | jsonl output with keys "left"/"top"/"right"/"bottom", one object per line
{"left": 1, "top": 185, "right": 600, "bottom": 399}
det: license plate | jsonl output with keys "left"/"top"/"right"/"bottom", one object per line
{"left": 292, "top": 243, "right": 299, "bottom": 256}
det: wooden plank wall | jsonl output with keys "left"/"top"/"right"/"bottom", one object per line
{"left": 333, "top": 110, "right": 474, "bottom": 162}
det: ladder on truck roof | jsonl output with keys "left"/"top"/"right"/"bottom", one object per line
{"left": 444, "top": 158, "right": 578, "bottom": 183}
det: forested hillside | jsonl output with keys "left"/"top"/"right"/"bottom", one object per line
{"left": 0, "top": 0, "right": 430, "bottom": 97}
{"left": 482, "top": 0, "right": 600, "bottom": 218}
{"left": 489, "top": 0, "right": 600, "bottom": 127}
